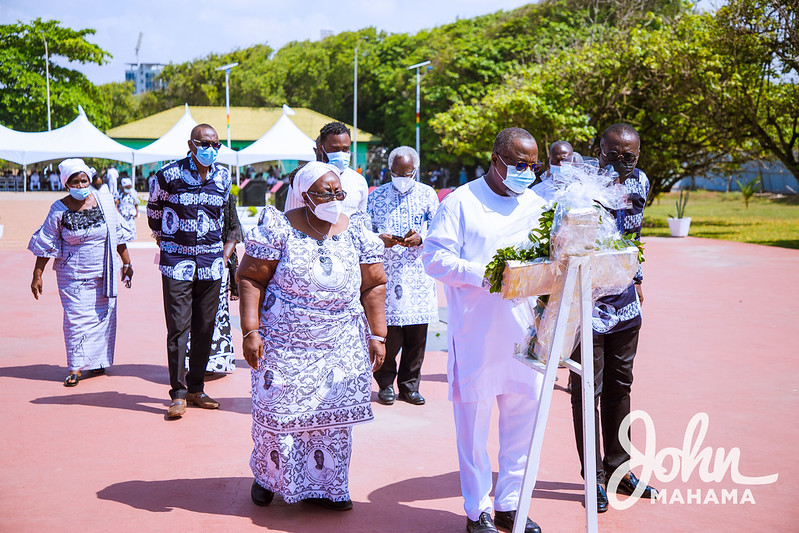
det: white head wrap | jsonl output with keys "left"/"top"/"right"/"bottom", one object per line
{"left": 120, "top": 177, "right": 133, "bottom": 188}
{"left": 288, "top": 162, "right": 340, "bottom": 206}
{"left": 58, "top": 158, "right": 92, "bottom": 187}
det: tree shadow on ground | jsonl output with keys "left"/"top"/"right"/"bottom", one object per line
{"left": 753, "top": 239, "right": 799, "bottom": 249}
{"left": 31, "top": 390, "right": 252, "bottom": 417}
{"left": 770, "top": 195, "right": 799, "bottom": 205}
{"left": 693, "top": 220, "right": 751, "bottom": 228}
{"left": 97, "top": 475, "right": 464, "bottom": 532}
{"left": 0, "top": 362, "right": 169, "bottom": 386}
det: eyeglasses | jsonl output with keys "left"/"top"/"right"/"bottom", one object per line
{"left": 391, "top": 169, "right": 417, "bottom": 179}
{"left": 497, "top": 154, "right": 542, "bottom": 173}
{"left": 192, "top": 139, "right": 222, "bottom": 150}
{"left": 308, "top": 190, "right": 347, "bottom": 202}
{"left": 601, "top": 150, "right": 638, "bottom": 163}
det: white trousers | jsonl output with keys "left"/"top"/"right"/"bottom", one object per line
{"left": 452, "top": 389, "right": 539, "bottom": 520}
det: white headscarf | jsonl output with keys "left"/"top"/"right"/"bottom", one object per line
{"left": 288, "top": 162, "right": 340, "bottom": 206}
{"left": 120, "top": 177, "right": 133, "bottom": 188}
{"left": 58, "top": 158, "right": 92, "bottom": 187}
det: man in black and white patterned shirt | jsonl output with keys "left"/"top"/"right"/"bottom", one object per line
{"left": 569, "top": 123, "right": 658, "bottom": 513}
{"left": 148, "top": 123, "right": 232, "bottom": 419}
{"left": 367, "top": 146, "right": 439, "bottom": 406}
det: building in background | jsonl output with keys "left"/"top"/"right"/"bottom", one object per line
{"left": 125, "top": 63, "right": 165, "bottom": 94}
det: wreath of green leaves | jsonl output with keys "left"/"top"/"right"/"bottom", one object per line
{"left": 483, "top": 204, "right": 644, "bottom": 294}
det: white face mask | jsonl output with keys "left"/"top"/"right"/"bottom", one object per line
{"left": 324, "top": 149, "right": 351, "bottom": 172}
{"left": 309, "top": 197, "right": 343, "bottom": 224}
{"left": 391, "top": 171, "right": 416, "bottom": 194}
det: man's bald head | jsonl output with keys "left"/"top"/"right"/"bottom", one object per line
{"left": 191, "top": 123, "right": 217, "bottom": 140}
{"left": 601, "top": 123, "right": 639, "bottom": 145}
{"left": 548, "top": 140, "right": 574, "bottom": 167}
{"left": 492, "top": 127, "right": 535, "bottom": 155}
{"left": 549, "top": 141, "right": 573, "bottom": 158}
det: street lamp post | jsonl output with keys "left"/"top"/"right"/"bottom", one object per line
{"left": 215, "top": 62, "right": 239, "bottom": 185}
{"left": 353, "top": 44, "right": 358, "bottom": 172}
{"left": 40, "top": 32, "right": 52, "bottom": 133}
{"left": 406, "top": 60, "right": 431, "bottom": 171}
{"left": 33, "top": 31, "right": 53, "bottom": 193}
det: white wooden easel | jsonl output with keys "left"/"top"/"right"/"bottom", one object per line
{"left": 505, "top": 255, "right": 599, "bottom": 533}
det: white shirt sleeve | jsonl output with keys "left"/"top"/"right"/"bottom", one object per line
{"left": 357, "top": 177, "right": 368, "bottom": 212}
{"left": 422, "top": 199, "right": 485, "bottom": 289}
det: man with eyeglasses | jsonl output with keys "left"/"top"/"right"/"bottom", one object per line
{"left": 424, "top": 128, "right": 544, "bottom": 533}
{"left": 568, "top": 122, "right": 658, "bottom": 513}
{"left": 284, "top": 121, "right": 368, "bottom": 216}
{"left": 148, "top": 123, "right": 233, "bottom": 419}
{"left": 367, "top": 146, "right": 439, "bottom": 407}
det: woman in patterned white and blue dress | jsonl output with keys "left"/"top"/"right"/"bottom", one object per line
{"left": 29, "top": 159, "right": 134, "bottom": 387}
{"left": 238, "top": 161, "right": 387, "bottom": 511}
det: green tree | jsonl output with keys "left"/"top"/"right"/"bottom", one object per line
{"left": 432, "top": 10, "right": 747, "bottom": 199}
{"left": 97, "top": 81, "right": 143, "bottom": 128}
{"left": 712, "top": 0, "right": 799, "bottom": 181}
{"left": 0, "top": 18, "right": 110, "bottom": 131}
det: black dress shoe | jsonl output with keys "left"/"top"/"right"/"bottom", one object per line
{"left": 494, "top": 509, "right": 541, "bottom": 533}
{"left": 597, "top": 484, "right": 608, "bottom": 513}
{"left": 398, "top": 390, "right": 425, "bottom": 405}
{"left": 615, "top": 471, "right": 658, "bottom": 499}
{"left": 251, "top": 480, "right": 274, "bottom": 506}
{"left": 467, "top": 512, "right": 498, "bottom": 533}
{"left": 306, "top": 497, "right": 353, "bottom": 511}
{"left": 377, "top": 387, "right": 395, "bottom": 405}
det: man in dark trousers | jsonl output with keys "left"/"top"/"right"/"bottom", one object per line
{"left": 148, "top": 123, "right": 232, "bottom": 419}
{"left": 569, "top": 123, "right": 658, "bottom": 512}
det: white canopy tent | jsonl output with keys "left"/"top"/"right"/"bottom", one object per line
{"left": 0, "top": 124, "right": 33, "bottom": 165}
{"left": 0, "top": 106, "right": 135, "bottom": 192}
{"left": 234, "top": 111, "right": 316, "bottom": 166}
{"left": 134, "top": 104, "right": 237, "bottom": 166}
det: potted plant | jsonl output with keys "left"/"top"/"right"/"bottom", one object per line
{"left": 667, "top": 189, "right": 691, "bottom": 237}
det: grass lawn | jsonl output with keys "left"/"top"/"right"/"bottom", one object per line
{"left": 642, "top": 191, "right": 799, "bottom": 249}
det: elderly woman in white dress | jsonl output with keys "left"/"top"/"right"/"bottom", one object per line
{"left": 238, "top": 161, "right": 386, "bottom": 511}
{"left": 29, "top": 159, "right": 134, "bottom": 386}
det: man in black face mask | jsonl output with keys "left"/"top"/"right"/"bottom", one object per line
{"left": 568, "top": 123, "right": 657, "bottom": 514}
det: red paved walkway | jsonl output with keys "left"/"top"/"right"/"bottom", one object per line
{"left": 1, "top": 192, "right": 797, "bottom": 532}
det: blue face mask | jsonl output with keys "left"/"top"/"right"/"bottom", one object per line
{"left": 499, "top": 155, "right": 536, "bottom": 194}
{"left": 195, "top": 146, "right": 218, "bottom": 167}
{"left": 324, "top": 149, "right": 351, "bottom": 171}
{"left": 69, "top": 187, "right": 91, "bottom": 200}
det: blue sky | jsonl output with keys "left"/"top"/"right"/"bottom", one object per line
{"left": 2, "top": 0, "right": 537, "bottom": 85}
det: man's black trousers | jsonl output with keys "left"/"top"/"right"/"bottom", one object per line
{"left": 162, "top": 275, "right": 221, "bottom": 399}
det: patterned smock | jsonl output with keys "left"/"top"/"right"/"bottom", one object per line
{"left": 366, "top": 181, "right": 439, "bottom": 326}
{"left": 244, "top": 206, "right": 383, "bottom": 503}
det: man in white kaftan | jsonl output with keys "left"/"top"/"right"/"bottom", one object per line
{"left": 423, "top": 128, "right": 545, "bottom": 533}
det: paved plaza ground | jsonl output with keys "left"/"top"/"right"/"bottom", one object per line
{"left": 1, "top": 192, "right": 797, "bottom": 532}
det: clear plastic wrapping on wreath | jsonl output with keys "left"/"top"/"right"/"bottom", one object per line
{"left": 508, "top": 161, "right": 640, "bottom": 364}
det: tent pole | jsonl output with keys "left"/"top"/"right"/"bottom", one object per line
{"left": 23, "top": 163, "right": 27, "bottom": 193}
